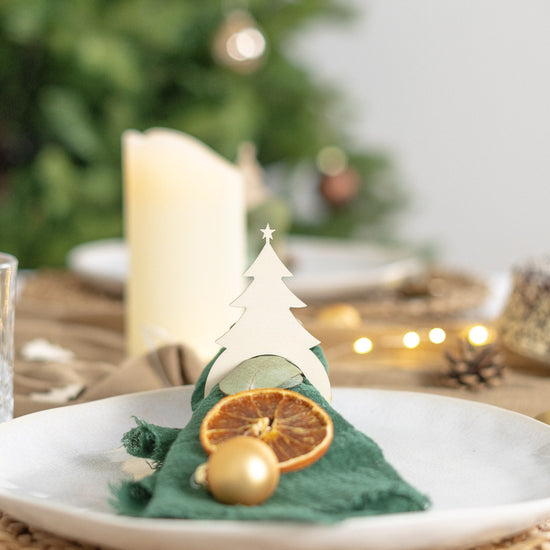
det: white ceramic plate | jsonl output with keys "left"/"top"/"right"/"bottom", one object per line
{"left": 1, "top": 387, "right": 550, "bottom": 550}
{"left": 66, "top": 238, "right": 422, "bottom": 299}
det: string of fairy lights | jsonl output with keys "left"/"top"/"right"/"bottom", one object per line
{"left": 308, "top": 302, "right": 494, "bottom": 361}
{"left": 352, "top": 324, "right": 491, "bottom": 355}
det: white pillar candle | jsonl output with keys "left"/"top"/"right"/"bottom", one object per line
{"left": 123, "top": 128, "right": 246, "bottom": 360}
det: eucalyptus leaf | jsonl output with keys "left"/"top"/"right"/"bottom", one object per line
{"left": 277, "top": 374, "right": 305, "bottom": 390}
{"left": 219, "top": 355, "right": 303, "bottom": 395}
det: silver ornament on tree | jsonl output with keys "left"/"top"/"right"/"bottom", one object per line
{"left": 212, "top": 10, "right": 267, "bottom": 74}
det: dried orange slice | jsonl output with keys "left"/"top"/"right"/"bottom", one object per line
{"left": 200, "top": 388, "right": 333, "bottom": 473}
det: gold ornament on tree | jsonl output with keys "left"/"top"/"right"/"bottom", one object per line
{"left": 212, "top": 10, "right": 267, "bottom": 74}
{"left": 443, "top": 339, "right": 505, "bottom": 389}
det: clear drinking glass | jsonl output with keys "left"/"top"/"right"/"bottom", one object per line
{"left": 0, "top": 253, "right": 17, "bottom": 423}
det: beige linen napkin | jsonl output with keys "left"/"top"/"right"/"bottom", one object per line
{"left": 14, "top": 272, "right": 203, "bottom": 416}
{"left": 14, "top": 336, "right": 202, "bottom": 416}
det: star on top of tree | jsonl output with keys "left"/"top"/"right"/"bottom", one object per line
{"left": 261, "top": 223, "right": 275, "bottom": 242}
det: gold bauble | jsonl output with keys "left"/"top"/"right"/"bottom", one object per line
{"left": 207, "top": 436, "right": 280, "bottom": 505}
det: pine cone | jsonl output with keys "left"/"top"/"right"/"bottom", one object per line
{"left": 443, "top": 339, "right": 505, "bottom": 389}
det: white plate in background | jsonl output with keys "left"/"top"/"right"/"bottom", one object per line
{"left": 67, "top": 238, "right": 128, "bottom": 296}
{"left": 67, "top": 237, "right": 422, "bottom": 299}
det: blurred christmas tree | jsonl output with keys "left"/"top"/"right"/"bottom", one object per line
{"left": 0, "top": 0, "right": 406, "bottom": 268}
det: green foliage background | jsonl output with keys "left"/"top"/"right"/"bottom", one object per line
{"left": 0, "top": 0, "right": 406, "bottom": 268}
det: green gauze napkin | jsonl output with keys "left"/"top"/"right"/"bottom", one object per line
{"left": 112, "top": 347, "right": 430, "bottom": 522}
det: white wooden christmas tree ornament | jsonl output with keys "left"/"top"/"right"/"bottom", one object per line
{"left": 204, "top": 224, "right": 332, "bottom": 401}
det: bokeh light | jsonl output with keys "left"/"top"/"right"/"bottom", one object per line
{"left": 226, "top": 28, "right": 266, "bottom": 61}
{"left": 429, "top": 327, "right": 446, "bottom": 344}
{"left": 468, "top": 325, "right": 489, "bottom": 345}
{"left": 316, "top": 146, "right": 348, "bottom": 176}
{"left": 403, "top": 331, "right": 420, "bottom": 349}
{"left": 354, "top": 337, "right": 373, "bottom": 354}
